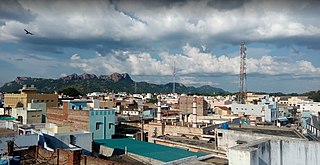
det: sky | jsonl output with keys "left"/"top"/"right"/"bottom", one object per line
{"left": 0, "top": 0, "right": 320, "bottom": 93}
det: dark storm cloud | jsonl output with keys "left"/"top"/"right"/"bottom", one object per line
{"left": 207, "top": 0, "right": 250, "bottom": 10}
{"left": 15, "top": 58, "right": 23, "bottom": 61}
{"left": 0, "top": 21, "right": 5, "bottom": 26}
{"left": 1, "top": 0, "right": 318, "bottom": 54}
{"left": 0, "top": 0, "right": 35, "bottom": 23}
{"left": 112, "top": 0, "right": 188, "bottom": 8}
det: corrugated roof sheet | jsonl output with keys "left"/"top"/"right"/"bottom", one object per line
{"left": 0, "top": 116, "right": 16, "bottom": 121}
{"left": 95, "top": 138, "right": 206, "bottom": 162}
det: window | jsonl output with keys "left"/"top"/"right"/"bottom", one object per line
{"left": 96, "top": 122, "right": 103, "bottom": 130}
{"left": 109, "top": 123, "right": 113, "bottom": 129}
{"left": 218, "top": 133, "right": 223, "bottom": 137}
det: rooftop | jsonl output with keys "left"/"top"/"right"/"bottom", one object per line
{"left": 158, "top": 135, "right": 216, "bottom": 150}
{"left": 95, "top": 138, "right": 206, "bottom": 162}
{"left": 229, "top": 126, "right": 302, "bottom": 138}
{"left": 0, "top": 128, "right": 17, "bottom": 137}
{"left": 0, "top": 115, "right": 16, "bottom": 121}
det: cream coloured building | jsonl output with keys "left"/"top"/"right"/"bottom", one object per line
{"left": 288, "top": 96, "right": 310, "bottom": 107}
{"left": 4, "top": 85, "right": 58, "bottom": 108}
{"left": 245, "top": 92, "right": 268, "bottom": 104}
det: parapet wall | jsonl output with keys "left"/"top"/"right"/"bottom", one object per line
{"left": 46, "top": 108, "right": 89, "bottom": 131}
{"left": 228, "top": 139, "right": 320, "bottom": 165}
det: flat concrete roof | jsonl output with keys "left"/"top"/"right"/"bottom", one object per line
{"left": 0, "top": 128, "right": 17, "bottom": 137}
{"left": 95, "top": 138, "right": 206, "bottom": 162}
{"left": 229, "top": 126, "right": 301, "bottom": 138}
{"left": 159, "top": 135, "right": 216, "bottom": 150}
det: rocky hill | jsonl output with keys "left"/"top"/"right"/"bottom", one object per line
{"left": 0, "top": 73, "right": 227, "bottom": 95}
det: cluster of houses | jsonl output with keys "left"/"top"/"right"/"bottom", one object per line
{"left": 0, "top": 85, "right": 319, "bottom": 164}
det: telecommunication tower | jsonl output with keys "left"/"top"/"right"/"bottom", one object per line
{"left": 239, "top": 41, "right": 247, "bottom": 104}
{"left": 172, "top": 61, "right": 176, "bottom": 94}
{"left": 134, "top": 82, "right": 137, "bottom": 93}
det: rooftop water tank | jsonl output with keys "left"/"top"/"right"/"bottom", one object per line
{"left": 0, "top": 159, "right": 8, "bottom": 165}
{"left": 221, "top": 122, "right": 229, "bottom": 129}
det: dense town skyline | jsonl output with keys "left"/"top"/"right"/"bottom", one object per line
{"left": 1, "top": 0, "right": 320, "bottom": 93}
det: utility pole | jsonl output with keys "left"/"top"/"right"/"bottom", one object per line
{"left": 239, "top": 41, "right": 247, "bottom": 104}
{"left": 140, "top": 109, "right": 144, "bottom": 141}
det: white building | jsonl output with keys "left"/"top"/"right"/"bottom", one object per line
{"left": 231, "top": 103, "right": 278, "bottom": 122}
{"left": 288, "top": 96, "right": 310, "bottom": 107}
{"left": 123, "top": 110, "right": 140, "bottom": 116}
{"left": 11, "top": 103, "right": 42, "bottom": 124}
{"left": 297, "top": 102, "right": 320, "bottom": 115}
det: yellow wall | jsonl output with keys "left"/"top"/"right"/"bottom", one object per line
{"left": 4, "top": 93, "right": 58, "bottom": 108}
{"left": 47, "top": 125, "right": 70, "bottom": 133}
{"left": 4, "top": 94, "right": 28, "bottom": 108}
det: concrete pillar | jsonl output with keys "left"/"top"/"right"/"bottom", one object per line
{"left": 179, "top": 113, "right": 183, "bottom": 126}
{"left": 7, "top": 140, "right": 14, "bottom": 156}
{"left": 68, "top": 149, "right": 81, "bottom": 165}
{"left": 192, "top": 97, "right": 197, "bottom": 128}
{"left": 157, "top": 95, "right": 161, "bottom": 123}
{"left": 34, "top": 145, "right": 39, "bottom": 159}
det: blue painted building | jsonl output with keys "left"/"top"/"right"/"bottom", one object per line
{"left": 67, "top": 100, "right": 89, "bottom": 110}
{"left": 66, "top": 100, "right": 115, "bottom": 139}
{"left": 89, "top": 109, "right": 115, "bottom": 139}
{"left": 48, "top": 100, "right": 115, "bottom": 140}
{"left": 143, "top": 109, "right": 156, "bottom": 118}
{"left": 301, "top": 111, "right": 312, "bottom": 129}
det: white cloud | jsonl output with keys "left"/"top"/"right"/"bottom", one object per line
{"left": 70, "top": 44, "right": 320, "bottom": 86}
{"left": 180, "top": 76, "right": 220, "bottom": 86}
{"left": 70, "top": 54, "right": 81, "bottom": 60}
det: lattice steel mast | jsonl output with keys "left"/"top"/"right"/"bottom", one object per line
{"left": 172, "top": 61, "right": 176, "bottom": 94}
{"left": 239, "top": 41, "right": 247, "bottom": 104}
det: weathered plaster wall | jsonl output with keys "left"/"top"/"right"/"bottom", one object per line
{"left": 229, "top": 139, "right": 320, "bottom": 165}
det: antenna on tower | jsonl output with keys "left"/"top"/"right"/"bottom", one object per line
{"left": 239, "top": 41, "right": 247, "bottom": 104}
{"left": 172, "top": 61, "right": 176, "bottom": 94}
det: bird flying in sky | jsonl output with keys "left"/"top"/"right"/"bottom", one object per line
{"left": 24, "top": 29, "right": 33, "bottom": 35}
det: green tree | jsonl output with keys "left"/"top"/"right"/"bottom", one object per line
{"left": 59, "top": 87, "right": 81, "bottom": 97}
{"left": 306, "top": 90, "right": 320, "bottom": 102}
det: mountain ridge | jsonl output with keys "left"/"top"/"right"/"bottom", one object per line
{"left": 0, "top": 73, "right": 227, "bottom": 95}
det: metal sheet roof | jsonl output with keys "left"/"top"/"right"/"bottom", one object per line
{"left": 0, "top": 116, "right": 16, "bottom": 121}
{"left": 95, "top": 138, "right": 206, "bottom": 162}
